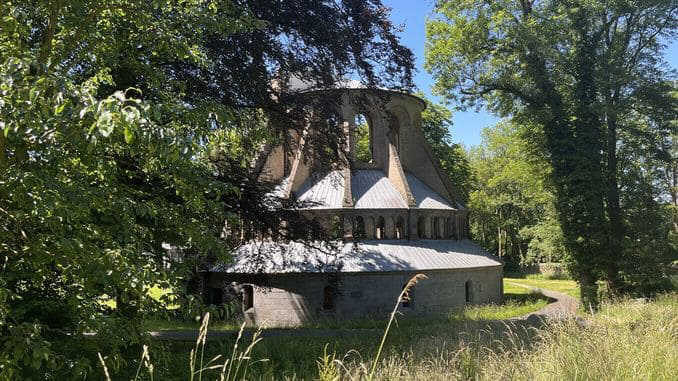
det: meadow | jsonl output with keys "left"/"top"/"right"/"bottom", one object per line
{"left": 96, "top": 277, "right": 677, "bottom": 380}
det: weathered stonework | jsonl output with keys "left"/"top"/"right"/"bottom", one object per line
{"left": 208, "top": 84, "right": 503, "bottom": 327}
{"left": 207, "top": 267, "right": 503, "bottom": 327}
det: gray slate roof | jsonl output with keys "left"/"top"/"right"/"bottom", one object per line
{"left": 406, "top": 173, "right": 455, "bottom": 210}
{"left": 352, "top": 170, "right": 407, "bottom": 209}
{"left": 296, "top": 171, "right": 344, "bottom": 209}
{"left": 212, "top": 239, "right": 502, "bottom": 274}
{"left": 294, "top": 170, "right": 457, "bottom": 210}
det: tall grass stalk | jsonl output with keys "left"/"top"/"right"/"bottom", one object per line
{"left": 189, "top": 311, "right": 210, "bottom": 381}
{"left": 133, "top": 344, "right": 153, "bottom": 381}
{"left": 368, "top": 273, "right": 427, "bottom": 381}
{"left": 97, "top": 352, "right": 112, "bottom": 381}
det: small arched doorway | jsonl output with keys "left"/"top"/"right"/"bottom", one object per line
{"left": 242, "top": 284, "right": 254, "bottom": 311}
{"left": 323, "top": 285, "right": 335, "bottom": 311}
{"left": 465, "top": 280, "right": 473, "bottom": 304}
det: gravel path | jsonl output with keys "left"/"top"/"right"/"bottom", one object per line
{"left": 149, "top": 284, "right": 580, "bottom": 341}
{"left": 506, "top": 281, "right": 578, "bottom": 321}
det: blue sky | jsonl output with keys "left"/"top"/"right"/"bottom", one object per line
{"left": 383, "top": 0, "right": 678, "bottom": 147}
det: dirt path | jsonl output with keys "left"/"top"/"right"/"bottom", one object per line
{"left": 150, "top": 284, "right": 580, "bottom": 341}
{"left": 506, "top": 281, "right": 578, "bottom": 320}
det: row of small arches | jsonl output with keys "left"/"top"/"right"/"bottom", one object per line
{"left": 350, "top": 214, "right": 462, "bottom": 240}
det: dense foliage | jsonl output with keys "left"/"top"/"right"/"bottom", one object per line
{"left": 468, "top": 121, "right": 567, "bottom": 269}
{"left": 426, "top": 0, "right": 677, "bottom": 305}
{"left": 418, "top": 93, "right": 473, "bottom": 204}
{"left": 0, "top": 0, "right": 414, "bottom": 378}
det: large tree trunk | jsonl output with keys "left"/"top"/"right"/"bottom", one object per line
{"left": 604, "top": 112, "right": 624, "bottom": 294}
{"left": 579, "top": 271, "right": 599, "bottom": 312}
{"left": 518, "top": 5, "right": 605, "bottom": 308}
{"left": 673, "top": 163, "right": 678, "bottom": 234}
{"left": 671, "top": 140, "right": 678, "bottom": 234}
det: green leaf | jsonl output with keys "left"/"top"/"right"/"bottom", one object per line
{"left": 124, "top": 126, "right": 134, "bottom": 144}
{"left": 97, "top": 111, "right": 114, "bottom": 137}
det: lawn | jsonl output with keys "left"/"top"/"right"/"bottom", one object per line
{"left": 504, "top": 276, "right": 580, "bottom": 298}
{"left": 100, "top": 293, "right": 678, "bottom": 380}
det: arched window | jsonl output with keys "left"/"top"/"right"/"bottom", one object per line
{"left": 401, "top": 283, "right": 414, "bottom": 308}
{"left": 395, "top": 216, "right": 404, "bottom": 239}
{"left": 465, "top": 281, "right": 472, "bottom": 304}
{"left": 323, "top": 285, "right": 335, "bottom": 311}
{"left": 417, "top": 216, "right": 426, "bottom": 239}
{"left": 376, "top": 216, "right": 386, "bottom": 240}
{"left": 354, "top": 114, "right": 373, "bottom": 163}
{"left": 242, "top": 284, "right": 254, "bottom": 311}
{"left": 354, "top": 216, "right": 365, "bottom": 239}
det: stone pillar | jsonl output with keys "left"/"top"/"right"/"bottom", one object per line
{"left": 456, "top": 214, "right": 462, "bottom": 240}
{"left": 438, "top": 216, "right": 445, "bottom": 239}
{"left": 409, "top": 212, "right": 418, "bottom": 239}
{"left": 343, "top": 215, "right": 354, "bottom": 241}
{"left": 385, "top": 216, "right": 395, "bottom": 239}
{"left": 424, "top": 215, "right": 431, "bottom": 239}
{"left": 365, "top": 216, "right": 375, "bottom": 239}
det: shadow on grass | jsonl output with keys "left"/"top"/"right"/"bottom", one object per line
{"left": 139, "top": 290, "right": 565, "bottom": 380}
{"left": 146, "top": 289, "right": 557, "bottom": 336}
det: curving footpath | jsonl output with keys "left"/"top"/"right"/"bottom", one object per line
{"left": 506, "top": 281, "right": 579, "bottom": 325}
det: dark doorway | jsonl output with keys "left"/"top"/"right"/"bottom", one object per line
{"left": 242, "top": 284, "right": 254, "bottom": 311}
{"left": 465, "top": 280, "right": 472, "bottom": 304}
{"left": 323, "top": 285, "right": 335, "bottom": 311}
{"left": 207, "top": 287, "right": 223, "bottom": 306}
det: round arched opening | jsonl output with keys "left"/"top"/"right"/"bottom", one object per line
{"left": 354, "top": 216, "right": 366, "bottom": 239}
{"left": 376, "top": 216, "right": 386, "bottom": 239}
{"left": 395, "top": 216, "right": 405, "bottom": 239}
{"left": 354, "top": 114, "right": 373, "bottom": 163}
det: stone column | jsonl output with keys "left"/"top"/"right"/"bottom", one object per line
{"left": 365, "top": 216, "right": 375, "bottom": 239}
{"left": 424, "top": 215, "right": 431, "bottom": 239}
{"left": 456, "top": 214, "right": 462, "bottom": 240}
{"left": 343, "top": 215, "right": 354, "bottom": 242}
{"left": 385, "top": 216, "right": 395, "bottom": 239}
{"left": 409, "top": 212, "right": 418, "bottom": 239}
{"left": 438, "top": 216, "right": 445, "bottom": 239}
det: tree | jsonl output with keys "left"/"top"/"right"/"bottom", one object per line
{"left": 0, "top": 0, "right": 414, "bottom": 377}
{"left": 418, "top": 93, "right": 473, "bottom": 203}
{"left": 426, "top": 0, "right": 677, "bottom": 306}
{"left": 468, "top": 120, "right": 566, "bottom": 269}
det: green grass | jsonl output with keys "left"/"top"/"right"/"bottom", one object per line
{"left": 505, "top": 276, "right": 580, "bottom": 298}
{"left": 457, "top": 294, "right": 550, "bottom": 320}
{"left": 101, "top": 293, "right": 678, "bottom": 380}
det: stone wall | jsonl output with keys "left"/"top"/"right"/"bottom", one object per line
{"left": 208, "top": 266, "right": 503, "bottom": 327}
